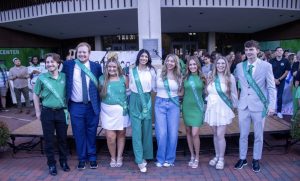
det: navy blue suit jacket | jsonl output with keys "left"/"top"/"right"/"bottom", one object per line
{"left": 62, "top": 60, "right": 102, "bottom": 114}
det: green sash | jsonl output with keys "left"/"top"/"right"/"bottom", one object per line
{"left": 214, "top": 75, "right": 233, "bottom": 109}
{"left": 132, "top": 67, "right": 151, "bottom": 119}
{"left": 188, "top": 75, "right": 204, "bottom": 112}
{"left": 75, "top": 59, "right": 99, "bottom": 88}
{"left": 39, "top": 74, "right": 69, "bottom": 125}
{"left": 100, "top": 76, "right": 128, "bottom": 115}
{"left": 163, "top": 79, "right": 180, "bottom": 106}
{"left": 243, "top": 61, "right": 268, "bottom": 117}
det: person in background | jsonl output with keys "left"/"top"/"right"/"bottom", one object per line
{"left": 292, "top": 51, "right": 300, "bottom": 117}
{"left": 201, "top": 53, "right": 213, "bottom": 79}
{"left": 205, "top": 56, "right": 238, "bottom": 170}
{"left": 226, "top": 52, "right": 235, "bottom": 70}
{"left": 9, "top": 57, "right": 30, "bottom": 114}
{"left": 154, "top": 54, "right": 182, "bottom": 167}
{"left": 99, "top": 56, "right": 130, "bottom": 168}
{"left": 28, "top": 56, "right": 46, "bottom": 87}
{"left": 62, "top": 42, "right": 102, "bottom": 170}
{"left": 129, "top": 49, "right": 156, "bottom": 173}
{"left": 269, "top": 47, "right": 290, "bottom": 119}
{"left": 182, "top": 56, "right": 205, "bottom": 169}
{"left": 284, "top": 49, "right": 290, "bottom": 58}
{"left": 33, "top": 53, "right": 70, "bottom": 176}
{"left": 0, "top": 62, "right": 9, "bottom": 111}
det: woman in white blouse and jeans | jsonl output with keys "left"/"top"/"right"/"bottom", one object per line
{"left": 154, "top": 54, "right": 182, "bottom": 167}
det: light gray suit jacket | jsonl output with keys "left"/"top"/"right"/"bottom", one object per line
{"left": 235, "top": 59, "right": 276, "bottom": 112}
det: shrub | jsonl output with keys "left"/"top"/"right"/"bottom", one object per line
{"left": 0, "top": 121, "right": 9, "bottom": 147}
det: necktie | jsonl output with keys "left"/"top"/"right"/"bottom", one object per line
{"left": 248, "top": 64, "right": 254, "bottom": 76}
{"left": 81, "top": 70, "right": 88, "bottom": 104}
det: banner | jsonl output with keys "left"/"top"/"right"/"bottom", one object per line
{"left": 0, "top": 48, "right": 52, "bottom": 68}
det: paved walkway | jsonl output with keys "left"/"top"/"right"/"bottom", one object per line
{"left": 0, "top": 108, "right": 300, "bottom": 180}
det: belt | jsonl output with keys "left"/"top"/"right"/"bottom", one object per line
{"left": 42, "top": 106, "right": 65, "bottom": 111}
{"left": 70, "top": 100, "right": 91, "bottom": 104}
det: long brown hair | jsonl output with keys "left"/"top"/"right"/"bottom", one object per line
{"left": 161, "top": 54, "right": 182, "bottom": 85}
{"left": 184, "top": 56, "right": 206, "bottom": 84}
{"left": 100, "top": 57, "right": 123, "bottom": 98}
{"left": 209, "top": 56, "right": 232, "bottom": 99}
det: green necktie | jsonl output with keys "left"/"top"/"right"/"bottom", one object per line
{"left": 248, "top": 64, "right": 254, "bottom": 76}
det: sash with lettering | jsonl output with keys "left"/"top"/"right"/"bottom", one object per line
{"left": 132, "top": 67, "right": 151, "bottom": 120}
{"left": 39, "top": 74, "right": 69, "bottom": 124}
{"left": 243, "top": 61, "right": 268, "bottom": 117}
{"left": 75, "top": 59, "right": 99, "bottom": 88}
{"left": 188, "top": 75, "right": 204, "bottom": 112}
{"left": 100, "top": 76, "right": 128, "bottom": 115}
{"left": 163, "top": 79, "right": 180, "bottom": 107}
{"left": 214, "top": 74, "right": 233, "bottom": 109}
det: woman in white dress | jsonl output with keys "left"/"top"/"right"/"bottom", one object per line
{"left": 99, "top": 56, "right": 130, "bottom": 168}
{"left": 205, "top": 56, "right": 238, "bottom": 169}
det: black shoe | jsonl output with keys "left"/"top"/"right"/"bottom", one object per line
{"left": 49, "top": 165, "right": 57, "bottom": 176}
{"left": 60, "top": 162, "right": 70, "bottom": 172}
{"left": 234, "top": 159, "right": 247, "bottom": 169}
{"left": 77, "top": 161, "right": 86, "bottom": 170}
{"left": 252, "top": 159, "right": 261, "bottom": 173}
{"left": 90, "top": 161, "right": 98, "bottom": 169}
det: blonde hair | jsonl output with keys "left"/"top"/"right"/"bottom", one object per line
{"left": 76, "top": 42, "right": 91, "bottom": 53}
{"left": 209, "top": 56, "right": 232, "bottom": 99}
{"left": 161, "top": 54, "right": 182, "bottom": 85}
{"left": 100, "top": 57, "right": 123, "bottom": 98}
{"left": 184, "top": 56, "right": 206, "bottom": 84}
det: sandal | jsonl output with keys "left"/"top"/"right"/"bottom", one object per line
{"left": 209, "top": 157, "right": 218, "bottom": 166}
{"left": 216, "top": 160, "right": 224, "bottom": 170}
{"left": 191, "top": 159, "right": 199, "bottom": 169}
{"left": 188, "top": 156, "right": 195, "bottom": 167}
{"left": 110, "top": 158, "right": 116, "bottom": 167}
{"left": 116, "top": 157, "right": 123, "bottom": 167}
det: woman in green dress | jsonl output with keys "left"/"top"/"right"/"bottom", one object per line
{"left": 182, "top": 56, "right": 206, "bottom": 169}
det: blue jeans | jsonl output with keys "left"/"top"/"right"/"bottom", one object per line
{"left": 155, "top": 96, "right": 180, "bottom": 164}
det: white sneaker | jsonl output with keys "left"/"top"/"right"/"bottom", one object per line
{"left": 163, "top": 162, "right": 174, "bottom": 167}
{"left": 155, "top": 162, "right": 163, "bottom": 167}
{"left": 277, "top": 112, "right": 283, "bottom": 119}
{"left": 138, "top": 163, "right": 147, "bottom": 173}
{"left": 142, "top": 159, "right": 147, "bottom": 167}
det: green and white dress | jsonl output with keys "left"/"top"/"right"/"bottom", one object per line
{"left": 100, "top": 76, "right": 130, "bottom": 130}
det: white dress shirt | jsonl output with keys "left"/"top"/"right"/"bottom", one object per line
{"left": 71, "top": 61, "right": 91, "bottom": 102}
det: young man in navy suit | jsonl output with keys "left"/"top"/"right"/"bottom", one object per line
{"left": 62, "top": 42, "right": 102, "bottom": 170}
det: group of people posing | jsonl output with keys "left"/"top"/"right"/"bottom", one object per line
{"left": 32, "top": 40, "right": 276, "bottom": 176}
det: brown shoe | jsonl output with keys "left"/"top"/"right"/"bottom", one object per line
{"left": 26, "top": 110, "right": 31, "bottom": 114}
{"left": 17, "top": 109, "right": 23, "bottom": 114}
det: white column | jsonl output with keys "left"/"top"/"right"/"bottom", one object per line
{"left": 208, "top": 32, "right": 216, "bottom": 54}
{"left": 94, "top": 36, "right": 102, "bottom": 51}
{"left": 138, "top": 0, "right": 162, "bottom": 65}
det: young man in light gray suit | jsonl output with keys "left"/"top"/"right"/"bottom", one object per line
{"left": 234, "top": 40, "right": 276, "bottom": 172}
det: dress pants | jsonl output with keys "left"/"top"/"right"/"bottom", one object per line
{"left": 69, "top": 101, "right": 99, "bottom": 162}
{"left": 41, "top": 107, "right": 68, "bottom": 166}
{"left": 129, "top": 92, "right": 153, "bottom": 164}
{"left": 276, "top": 81, "right": 285, "bottom": 113}
{"left": 238, "top": 108, "right": 265, "bottom": 160}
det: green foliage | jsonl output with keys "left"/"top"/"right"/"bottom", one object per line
{"left": 0, "top": 121, "right": 10, "bottom": 147}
